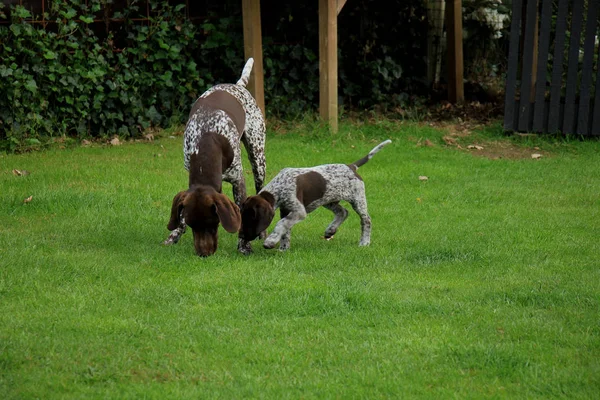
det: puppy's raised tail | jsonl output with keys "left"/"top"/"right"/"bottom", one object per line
{"left": 349, "top": 139, "right": 392, "bottom": 170}
{"left": 236, "top": 58, "right": 254, "bottom": 87}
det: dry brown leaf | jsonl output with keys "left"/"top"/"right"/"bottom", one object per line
{"left": 23, "top": 195, "right": 33, "bottom": 204}
{"left": 82, "top": 139, "right": 91, "bottom": 146}
{"left": 443, "top": 135, "right": 457, "bottom": 145}
{"left": 12, "top": 169, "right": 30, "bottom": 176}
{"left": 110, "top": 137, "right": 121, "bottom": 146}
{"left": 467, "top": 144, "right": 484, "bottom": 150}
{"left": 531, "top": 153, "right": 542, "bottom": 159}
{"left": 419, "top": 176, "right": 429, "bottom": 181}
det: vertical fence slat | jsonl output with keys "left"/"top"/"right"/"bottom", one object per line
{"left": 547, "top": 0, "right": 570, "bottom": 133}
{"left": 562, "top": 0, "right": 585, "bottom": 134}
{"left": 592, "top": 41, "right": 600, "bottom": 135}
{"left": 532, "top": 0, "right": 553, "bottom": 133}
{"left": 503, "top": 0, "right": 523, "bottom": 131}
{"left": 517, "top": 0, "right": 540, "bottom": 131}
{"left": 576, "top": 0, "right": 599, "bottom": 135}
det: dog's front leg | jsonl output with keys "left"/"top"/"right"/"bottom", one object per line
{"left": 163, "top": 215, "right": 187, "bottom": 245}
{"left": 263, "top": 210, "right": 306, "bottom": 250}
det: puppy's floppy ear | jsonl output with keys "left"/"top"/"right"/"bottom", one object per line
{"left": 241, "top": 197, "right": 256, "bottom": 219}
{"left": 167, "top": 191, "right": 187, "bottom": 231}
{"left": 212, "top": 193, "right": 241, "bottom": 233}
{"left": 256, "top": 201, "right": 275, "bottom": 234}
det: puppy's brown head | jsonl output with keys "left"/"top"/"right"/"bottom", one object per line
{"left": 240, "top": 192, "right": 275, "bottom": 241}
{"left": 167, "top": 186, "right": 241, "bottom": 257}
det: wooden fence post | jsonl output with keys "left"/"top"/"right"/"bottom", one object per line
{"left": 242, "top": 0, "right": 265, "bottom": 116}
{"left": 319, "top": 0, "right": 338, "bottom": 133}
{"left": 445, "top": 0, "right": 464, "bottom": 103}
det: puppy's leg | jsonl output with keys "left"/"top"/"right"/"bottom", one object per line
{"left": 279, "top": 232, "right": 291, "bottom": 251}
{"left": 163, "top": 215, "right": 187, "bottom": 245}
{"left": 263, "top": 208, "right": 306, "bottom": 250}
{"left": 348, "top": 196, "right": 371, "bottom": 247}
{"left": 323, "top": 202, "right": 349, "bottom": 240}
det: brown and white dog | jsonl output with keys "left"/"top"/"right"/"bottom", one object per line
{"left": 164, "top": 58, "right": 266, "bottom": 256}
{"left": 239, "top": 140, "right": 391, "bottom": 251}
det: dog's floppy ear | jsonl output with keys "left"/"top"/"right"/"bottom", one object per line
{"left": 256, "top": 202, "right": 275, "bottom": 234}
{"left": 212, "top": 193, "right": 241, "bottom": 233}
{"left": 167, "top": 191, "right": 187, "bottom": 231}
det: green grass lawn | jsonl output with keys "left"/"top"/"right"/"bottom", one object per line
{"left": 1, "top": 120, "right": 599, "bottom": 398}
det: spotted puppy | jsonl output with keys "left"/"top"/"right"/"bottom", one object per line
{"left": 240, "top": 140, "right": 392, "bottom": 251}
{"left": 164, "top": 58, "right": 266, "bottom": 256}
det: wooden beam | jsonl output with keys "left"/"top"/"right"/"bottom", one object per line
{"left": 242, "top": 0, "right": 265, "bottom": 116}
{"left": 319, "top": 0, "right": 338, "bottom": 132}
{"left": 445, "top": 0, "right": 464, "bottom": 103}
{"left": 337, "top": 0, "right": 347, "bottom": 15}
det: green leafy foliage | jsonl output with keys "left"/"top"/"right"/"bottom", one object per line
{"left": 0, "top": 0, "right": 205, "bottom": 151}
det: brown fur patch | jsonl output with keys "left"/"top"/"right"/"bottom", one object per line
{"left": 189, "top": 91, "right": 245, "bottom": 136}
{"left": 296, "top": 171, "right": 327, "bottom": 207}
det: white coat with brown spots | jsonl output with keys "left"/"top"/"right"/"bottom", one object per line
{"left": 239, "top": 140, "right": 392, "bottom": 251}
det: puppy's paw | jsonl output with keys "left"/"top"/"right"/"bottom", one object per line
{"left": 263, "top": 238, "right": 277, "bottom": 249}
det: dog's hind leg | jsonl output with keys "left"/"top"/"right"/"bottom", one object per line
{"left": 348, "top": 196, "right": 371, "bottom": 247}
{"left": 241, "top": 126, "right": 266, "bottom": 194}
{"left": 229, "top": 175, "right": 248, "bottom": 207}
{"left": 323, "top": 202, "right": 349, "bottom": 240}
{"left": 226, "top": 175, "right": 253, "bottom": 255}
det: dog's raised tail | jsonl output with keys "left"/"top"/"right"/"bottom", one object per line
{"left": 236, "top": 58, "right": 254, "bottom": 87}
{"left": 350, "top": 139, "right": 392, "bottom": 169}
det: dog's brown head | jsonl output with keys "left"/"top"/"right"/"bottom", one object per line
{"left": 239, "top": 192, "right": 275, "bottom": 241}
{"left": 168, "top": 186, "right": 241, "bottom": 257}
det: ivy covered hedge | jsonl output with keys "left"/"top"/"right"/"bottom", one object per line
{"left": 0, "top": 0, "right": 505, "bottom": 151}
{"left": 0, "top": 0, "right": 212, "bottom": 151}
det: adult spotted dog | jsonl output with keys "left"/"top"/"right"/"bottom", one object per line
{"left": 164, "top": 58, "right": 266, "bottom": 256}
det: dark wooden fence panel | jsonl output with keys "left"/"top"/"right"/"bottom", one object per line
{"left": 532, "top": 0, "right": 553, "bottom": 133}
{"left": 577, "top": 0, "right": 600, "bottom": 134}
{"left": 503, "top": 0, "right": 523, "bottom": 132}
{"left": 504, "top": 0, "right": 600, "bottom": 136}
{"left": 547, "top": 0, "right": 570, "bottom": 133}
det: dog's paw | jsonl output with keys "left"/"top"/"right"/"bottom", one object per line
{"left": 163, "top": 239, "right": 175, "bottom": 246}
{"left": 263, "top": 239, "right": 277, "bottom": 249}
{"left": 238, "top": 239, "right": 253, "bottom": 255}
{"left": 239, "top": 247, "right": 253, "bottom": 256}
{"left": 278, "top": 243, "right": 290, "bottom": 251}
{"left": 358, "top": 240, "right": 370, "bottom": 247}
